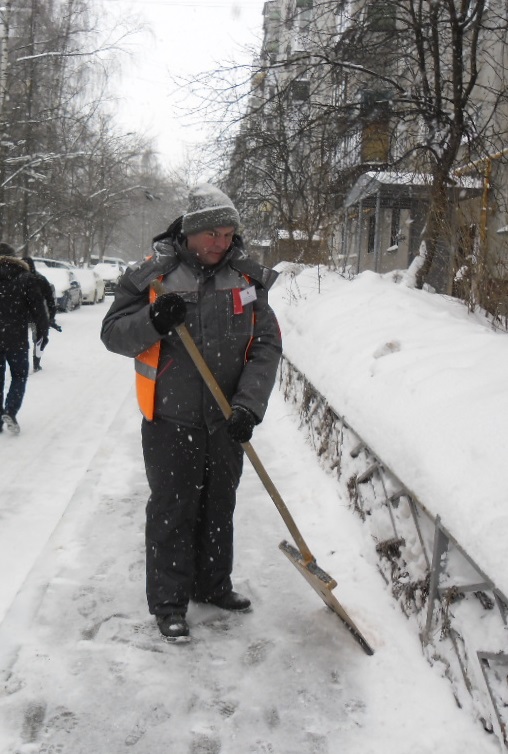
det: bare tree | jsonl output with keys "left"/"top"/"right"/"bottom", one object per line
{"left": 226, "top": 75, "right": 337, "bottom": 263}
{"left": 173, "top": 0, "right": 508, "bottom": 296}
{"left": 0, "top": 0, "right": 169, "bottom": 261}
{"left": 368, "top": 1, "right": 507, "bottom": 290}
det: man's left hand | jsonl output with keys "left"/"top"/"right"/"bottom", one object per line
{"left": 226, "top": 406, "right": 257, "bottom": 443}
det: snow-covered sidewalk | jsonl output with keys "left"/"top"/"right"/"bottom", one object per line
{"left": 0, "top": 302, "right": 499, "bottom": 753}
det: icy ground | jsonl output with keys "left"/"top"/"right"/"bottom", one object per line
{"left": 0, "top": 295, "right": 502, "bottom": 753}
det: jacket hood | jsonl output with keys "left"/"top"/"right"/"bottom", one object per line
{"left": 0, "top": 256, "right": 30, "bottom": 280}
{"left": 152, "top": 216, "right": 185, "bottom": 244}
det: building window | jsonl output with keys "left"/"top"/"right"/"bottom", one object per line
{"left": 334, "top": 75, "right": 348, "bottom": 108}
{"left": 361, "top": 122, "right": 390, "bottom": 163}
{"left": 366, "top": 1, "right": 396, "bottom": 32}
{"left": 292, "top": 79, "right": 310, "bottom": 102}
{"left": 266, "top": 5, "right": 281, "bottom": 21}
{"left": 359, "top": 89, "right": 391, "bottom": 118}
{"left": 298, "top": 8, "right": 312, "bottom": 33}
{"left": 367, "top": 214, "right": 376, "bottom": 254}
{"left": 337, "top": 1, "right": 353, "bottom": 35}
{"left": 390, "top": 207, "right": 400, "bottom": 247}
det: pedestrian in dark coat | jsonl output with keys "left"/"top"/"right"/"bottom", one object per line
{"left": 101, "top": 184, "right": 282, "bottom": 642}
{"left": 0, "top": 243, "right": 49, "bottom": 434}
{"left": 23, "top": 256, "right": 61, "bottom": 371}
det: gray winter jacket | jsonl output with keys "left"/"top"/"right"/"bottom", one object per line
{"left": 101, "top": 233, "right": 282, "bottom": 432}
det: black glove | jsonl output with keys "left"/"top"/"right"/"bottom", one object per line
{"left": 226, "top": 405, "right": 257, "bottom": 443}
{"left": 39, "top": 334, "right": 49, "bottom": 351}
{"left": 50, "top": 320, "right": 62, "bottom": 332}
{"left": 150, "top": 293, "right": 186, "bottom": 334}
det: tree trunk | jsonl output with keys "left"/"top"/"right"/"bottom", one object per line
{"left": 415, "top": 176, "right": 450, "bottom": 290}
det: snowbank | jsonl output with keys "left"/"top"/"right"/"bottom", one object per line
{"left": 270, "top": 265, "right": 508, "bottom": 596}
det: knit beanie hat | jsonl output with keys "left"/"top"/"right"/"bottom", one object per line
{"left": 0, "top": 242, "right": 15, "bottom": 257}
{"left": 182, "top": 184, "right": 240, "bottom": 236}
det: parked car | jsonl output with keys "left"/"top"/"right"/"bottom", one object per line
{"left": 33, "top": 264, "right": 82, "bottom": 311}
{"left": 90, "top": 255, "right": 128, "bottom": 268}
{"left": 32, "top": 257, "right": 75, "bottom": 270}
{"left": 33, "top": 261, "right": 57, "bottom": 309}
{"left": 93, "top": 258, "right": 127, "bottom": 294}
{"left": 72, "top": 267, "right": 106, "bottom": 304}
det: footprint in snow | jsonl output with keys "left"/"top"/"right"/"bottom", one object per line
{"left": 242, "top": 639, "right": 273, "bottom": 666}
{"left": 190, "top": 732, "right": 221, "bottom": 754}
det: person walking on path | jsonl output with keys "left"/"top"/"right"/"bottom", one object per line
{"left": 0, "top": 243, "right": 49, "bottom": 434}
{"left": 101, "top": 184, "right": 282, "bottom": 642}
{"left": 23, "top": 256, "right": 61, "bottom": 371}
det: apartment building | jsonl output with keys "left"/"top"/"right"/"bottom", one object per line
{"left": 327, "top": 0, "right": 507, "bottom": 297}
{"left": 229, "top": 0, "right": 337, "bottom": 267}
{"left": 234, "top": 1, "right": 508, "bottom": 305}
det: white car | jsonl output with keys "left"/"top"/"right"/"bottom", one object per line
{"left": 93, "top": 260, "right": 127, "bottom": 294}
{"left": 72, "top": 267, "right": 106, "bottom": 304}
{"left": 33, "top": 260, "right": 57, "bottom": 305}
{"left": 36, "top": 267, "right": 82, "bottom": 311}
{"left": 90, "top": 255, "right": 128, "bottom": 267}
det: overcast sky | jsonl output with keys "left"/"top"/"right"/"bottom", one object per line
{"left": 104, "top": 0, "right": 267, "bottom": 170}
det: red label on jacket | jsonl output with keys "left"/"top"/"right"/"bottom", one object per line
{"left": 233, "top": 288, "right": 244, "bottom": 314}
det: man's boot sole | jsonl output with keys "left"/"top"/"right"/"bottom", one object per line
{"left": 160, "top": 634, "right": 191, "bottom": 644}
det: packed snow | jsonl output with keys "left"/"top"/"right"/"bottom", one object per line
{"left": 0, "top": 269, "right": 504, "bottom": 753}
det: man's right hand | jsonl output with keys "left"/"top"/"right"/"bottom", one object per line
{"left": 226, "top": 405, "right": 257, "bottom": 443}
{"left": 150, "top": 293, "right": 187, "bottom": 334}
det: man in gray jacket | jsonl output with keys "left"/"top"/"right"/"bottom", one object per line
{"left": 101, "top": 185, "right": 282, "bottom": 642}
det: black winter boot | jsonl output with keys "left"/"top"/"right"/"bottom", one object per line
{"left": 207, "top": 591, "right": 252, "bottom": 612}
{"left": 2, "top": 413, "right": 20, "bottom": 435}
{"left": 156, "top": 613, "right": 190, "bottom": 643}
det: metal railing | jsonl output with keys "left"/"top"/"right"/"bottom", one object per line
{"left": 280, "top": 356, "right": 508, "bottom": 748}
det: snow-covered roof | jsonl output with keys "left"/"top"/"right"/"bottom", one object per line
{"left": 277, "top": 229, "right": 321, "bottom": 241}
{"left": 249, "top": 239, "right": 272, "bottom": 247}
{"left": 345, "top": 171, "right": 482, "bottom": 208}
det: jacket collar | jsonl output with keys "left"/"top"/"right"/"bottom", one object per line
{"left": 0, "top": 256, "right": 29, "bottom": 272}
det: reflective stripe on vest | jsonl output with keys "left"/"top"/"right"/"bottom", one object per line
{"left": 134, "top": 277, "right": 162, "bottom": 421}
{"left": 241, "top": 273, "right": 256, "bottom": 364}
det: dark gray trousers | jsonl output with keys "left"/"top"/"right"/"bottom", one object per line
{"left": 0, "top": 344, "right": 29, "bottom": 419}
{"left": 141, "top": 417, "right": 244, "bottom": 616}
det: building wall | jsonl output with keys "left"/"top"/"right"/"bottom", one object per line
{"left": 246, "top": 0, "right": 508, "bottom": 303}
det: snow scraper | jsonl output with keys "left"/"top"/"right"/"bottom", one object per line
{"left": 157, "top": 292, "right": 373, "bottom": 655}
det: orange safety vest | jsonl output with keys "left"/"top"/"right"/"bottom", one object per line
{"left": 134, "top": 277, "right": 162, "bottom": 420}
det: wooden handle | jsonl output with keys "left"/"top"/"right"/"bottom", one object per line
{"left": 175, "top": 322, "right": 233, "bottom": 420}
{"left": 241, "top": 439, "right": 315, "bottom": 563}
